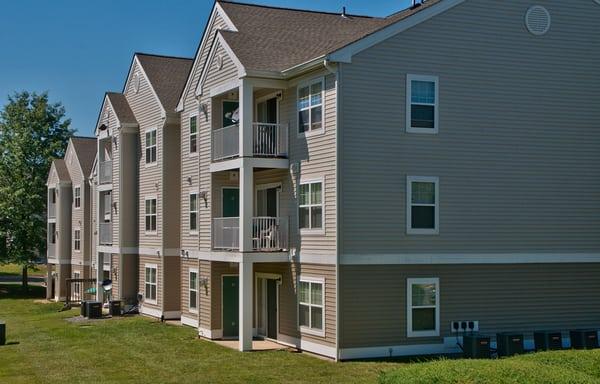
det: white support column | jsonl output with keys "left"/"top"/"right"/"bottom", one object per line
{"left": 96, "top": 253, "right": 104, "bottom": 302}
{"left": 238, "top": 259, "right": 253, "bottom": 351}
{"left": 238, "top": 78, "right": 253, "bottom": 158}
{"left": 239, "top": 161, "right": 254, "bottom": 252}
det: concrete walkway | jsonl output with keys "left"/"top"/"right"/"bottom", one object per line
{"left": 213, "top": 339, "right": 293, "bottom": 352}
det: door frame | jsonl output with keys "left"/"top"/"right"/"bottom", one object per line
{"left": 254, "top": 182, "right": 281, "bottom": 218}
{"left": 221, "top": 273, "right": 239, "bottom": 340}
{"left": 254, "top": 92, "right": 280, "bottom": 124}
{"left": 220, "top": 186, "right": 240, "bottom": 217}
{"left": 254, "top": 272, "right": 281, "bottom": 341}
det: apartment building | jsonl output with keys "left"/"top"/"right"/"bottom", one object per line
{"left": 48, "top": 0, "right": 599, "bottom": 360}
{"left": 46, "top": 137, "right": 96, "bottom": 301}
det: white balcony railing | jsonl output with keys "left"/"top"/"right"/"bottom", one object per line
{"left": 212, "top": 216, "right": 288, "bottom": 251}
{"left": 47, "top": 243, "right": 55, "bottom": 258}
{"left": 212, "top": 123, "right": 289, "bottom": 161}
{"left": 48, "top": 204, "right": 56, "bottom": 219}
{"left": 99, "top": 223, "right": 112, "bottom": 245}
{"left": 253, "top": 123, "right": 288, "bottom": 157}
{"left": 212, "top": 125, "right": 239, "bottom": 161}
{"left": 213, "top": 217, "right": 240, "bottom": 250}
{"left": 99, "top": 160, "right": 112, "bottom": 184}
{"left": 252, "top": 217, "right": 288, "bottom": 251}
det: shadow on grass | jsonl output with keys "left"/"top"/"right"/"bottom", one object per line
{"left": 0, "top": 283, "right": 45, "bottom": 299}
{"left": 349, "top": 353, "right": 465, "bottom": 364}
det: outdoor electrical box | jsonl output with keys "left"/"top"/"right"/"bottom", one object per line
{"left": 463, "top": 334, "right": 491, "bottom": 359}
{"left": 109, "top": 300, "right": 122, "bottom": 316}
{"left": 0, "top": 321, "right": 5, "bottom": 345}
{"left": 86, "top": 301, "right": 102, "bottom": 319}
{"left": 570, "top": 330, "right": 598, "bottom": 349}
{"left": 534, "top": 331, "right": 563, "bottom": 351}
{"left": 496, "top": 332, "right": 524, "bottom": 357}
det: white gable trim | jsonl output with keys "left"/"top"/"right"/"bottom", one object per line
{"left": 128, "top": 55, "right": 166, "bottom": 118}
{"left": 328, "top": 0, "right": 466, "bottom": 63}
{"left": 95, "top": 95, "right": 117, "bottom": 136}
{"left": 195, "top": 32, "right": 245, "bottom": 97}
{"left": 176, "top": 3, "right": 237, "bottom": 112}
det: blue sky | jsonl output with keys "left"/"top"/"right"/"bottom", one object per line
{"left": 0, "top": 0, "right": 411, "bottom": 137}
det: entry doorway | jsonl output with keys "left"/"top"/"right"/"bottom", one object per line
{"left": 256, "top": 275, "right": 279, "bottom": 340}
{"left": 222, "top": 275, "right": 239, "bottom": 338}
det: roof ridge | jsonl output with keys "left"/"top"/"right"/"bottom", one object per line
{"left": 217, "top": 0, "right": 380, "bottom": 19}
{"left": 71, "top": 135, "right": 95, "bottom": 140}
{"left": 135, "top": 52, "right": 193, "bottom": 61}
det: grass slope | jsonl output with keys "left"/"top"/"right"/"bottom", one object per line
{"left": 0, "top": 263, "right": 46, "bottom": 277}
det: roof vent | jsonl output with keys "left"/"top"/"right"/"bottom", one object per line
{"left": 525, "top": 6, "right": 551, "bottom": 36}
{"left": 341, "top": 6, "right": 347, "bottom": 18}
{"left": 412, "top": 0, "right": 424, "bottom": 7}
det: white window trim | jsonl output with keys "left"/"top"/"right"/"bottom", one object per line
{"left": 189, "top": 268, "right": 199, "bottom": 314}
{"left": 407, "top": 277, "right": 440, "bottom": 338}
{"left": 189, "top": 191, "right": 199, "bottom": 235}
{"left": 73, "top": 228, "right": 81, "bottom": 252}
{"left": 297, "top": 77, "right": 325, "bottom": 138}
{"left": 144, "top": 196, "right": 158, "bottom": 235}
{"left": 73, "top": 185, "right": 81, "bottom": 209}
{"left": 298, "top": 176, "right": 325, "bottom": 236}
{"left": 298, "top": 275, "right": 326, "bottom": 337}
{"left": 406, "top": 74, "right": 439, "bottom": 134}
{"left": 144, "top": 264, "right": 158, "bottom": 305}
{"left": 188, "top": 113, "right": 199, "bottom": 158}
{"left": 406, "top": 176, "right": 439, "bottom": 235}
{"left": 144, "top": 127, "right": 158, "bottom": 167}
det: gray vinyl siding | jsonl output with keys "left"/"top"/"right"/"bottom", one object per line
{"left": 339, "top": 263, "right": 600, "bottom": 348}
{"left": 338, "top": 0, "right": 600, "bottom": 259}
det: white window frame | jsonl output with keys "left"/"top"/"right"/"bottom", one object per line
{"left": 189, "top": 191, "right": 199, "bottom": 234}
{"left": 144, "top": 196, "right": 157, "bottom": 234}
{"left": 407, "top": 277, "right": 440, "bottom": 338}
{"left": 73, "top": 228, "right": 81, "bottom": 252}
{"left": 297, "top": 77, "right": 325, "bottom": 137}
{"left": 298, "top": 275, "right": 325, "bottom": 337}
{"left": 406, "top": 74, "right": 439, "bottom": 134}
{"left": 145, "top": 128, "right": 157, "bottom": 166}
{"left": 189, "top": 114, "right": 198, "bottom": 156}
{"left": 298, "top": 177, "right": 325, "bottom": 235}
{"left": 144, "top": 264, "right": 158, "bottom": 304}
{"left": 74, "top": 186, "right": 81, "bottom": 209}
{"left": 406, "top": 176, "right": 439, "bottom": 235}
{"left": 189, "top": 268, "right": 199, "bottom": 313}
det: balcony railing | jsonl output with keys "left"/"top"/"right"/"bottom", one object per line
{"left": 212, "top": 216, "right": 288, "bottom": 251}
{"left": 48, "top": 204, "right": 56, "bottom": 219}
{"left": 99, "top": 223, "right": 112, "bottom": 245}
{"left": 212, "top": 125, "right": 239, "bottom": 161}
{"left": 99, "top": 160, "right": 112, "bottom": 184}
{"left": 47, "top": 243, "right": 55, "bottom": 258}
{"left": 212, "top": 123, "right": 288, "bottom": 161}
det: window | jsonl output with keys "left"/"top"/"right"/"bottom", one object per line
{"left": 189, "top": 193, "right": 198, "bottom": 232}
{"left": 145, "top": 129, "right": 157, "bottom": 164}
{"left": 145, "top": 265, "right": 157, "bottom": 303}
{"left": 49, "top": 223, "right": 56, "bottom": 244}
{"left": 297, "top": 78, "right": 323, "bottom": 134}
{"left": 407, "top": 176, "right": 439, "bottom": 235}
{"left": 406, "top": 74, "right": 438, "bottom": 134}
{"left": 74, "top": 229, "right": 81, "bottom": 251}
{"left": 298, "top": 278, "right": 324, "bottom": 335}
{"left": 189, "top": 269, "right": 198, "bottom": 312}
{"left": 145, "top": 198, "right": 157, "bottom": 232}
{"left": 299, "top": 180, "right": 323, "bottom": 231}
{"left": 74, "top": 186, "right": 81, "bottom": 208}
{"left": 189, "top": 115, "right": 198, "bottom": 154}
{"left": 407, "top": 278, "right": 440, "bottom": 337}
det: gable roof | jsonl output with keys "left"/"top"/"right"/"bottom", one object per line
{"left": 51, "top": 159, "right": 71, "bottom": 182}
{"left": 135, "top": 53, "right": 193, "bottom": 112}
{"left": 216, "top": 0, "right": 443, "bottom": 73}
{"left": 105, "top": 92, "right": 137, "bottom": 126}
{"left": 70, "top": 136, "right": 97, "bottom": 178}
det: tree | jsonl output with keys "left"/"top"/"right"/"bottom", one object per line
{"left": 0, "top": 91, "right": 73, "bottom": 290}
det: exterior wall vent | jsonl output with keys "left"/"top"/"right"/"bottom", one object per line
{"left": 525, "top": 6, "right": 551, "bottom": 36}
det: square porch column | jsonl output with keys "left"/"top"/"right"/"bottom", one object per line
{"left": 238, "top": 78, "right": 253, "bottom": 158}
{"left": 238, "top": 259, "right": 253, "bottom": 351}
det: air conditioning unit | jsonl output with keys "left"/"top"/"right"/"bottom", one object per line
{"left": 496, "top": 332, "right": 524, "bottom": 357}
{"left": 570, "top": 330, "right": 598, "bottom": 349}
{"left": 109, "top": 300, "right": 122, "bottom": 317}
{"left": 86, "top": 301, "right": 102, "bottom": 319}
{"left": 534, "top": 331, "right": 563, "bottom": 351}
{"left": 463, "top": 334, "right": 491, "bottom": 359}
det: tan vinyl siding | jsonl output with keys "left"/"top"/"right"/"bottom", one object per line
{"left": 110, "top": 253, "right": 120, "bottom": 299}
{"left": 181, "top": 258, "right": 200, "bottom": 318}
{"left": 199, "top": 260, "right": 211, "bottom": 329}
{"left": 65, "top": 144, "right": 90, "bottom": 269}
{"left": 162, "top": 256, "right": 181, "bottom": 312}
{"left": 139, "top": 254, "right": 161, "bottom": 308}
{"left": 90, "top": 172, "right": 97, "bottom": 268}
{"left": 162, "top": 122, "right": 181, "bottom": 250}
{"left": 47, "top": 165, "right": 60, "bottom": 186}
{"left": 339, "top": 0, "right": 600, "bottom": 259}
{"left": 339, "top": 263, "right": 600, "bottom": 348}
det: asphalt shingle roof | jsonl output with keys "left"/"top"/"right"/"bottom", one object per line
{"left": 106, "top": 92, "right": 137, "bottom": 125}
{"left": 70, "top": 136, "right": 97, "bottom": 177}
{"left": 52, "top": 159, "right": 71, "bottom": 182}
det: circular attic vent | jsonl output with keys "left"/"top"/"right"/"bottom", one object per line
{"left": 525, "top": 6, "right": 551, "bottom": 35}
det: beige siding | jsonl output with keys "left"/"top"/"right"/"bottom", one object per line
{"left": 199, "top": 260, "right": 211, "bottom": 329}
{"left": 163, "top": 256, "right": 181, "bottom": 312}
{"left": 162, "top": 122, "right": 181, "bottom": 250}
{"left": 110, "top": 253, "right": 120, "bottom": 299}
{"left": 90, "top": 171, "right": 97, "bottom": 268}
{"left": 340, "top": 263, "right": 600, "bottom": 348}
{"left": 139, "top": 254, "right": 161, "bottom": 309}
{"left": 181, "top": 258, "right": 200, "bottom": 318}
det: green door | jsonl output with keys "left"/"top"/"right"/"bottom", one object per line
{"left": 222, "top": 276, "right": 239, "bottom": 338}
{"left": 222, "top": 188, "right": 239, "bottom": 217}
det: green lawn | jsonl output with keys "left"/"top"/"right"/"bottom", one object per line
{"left": 0, "top": 263, "right": 46, "bottom": 277}
{"left": 1, "top": 284, "right": 599, "bottom": 384}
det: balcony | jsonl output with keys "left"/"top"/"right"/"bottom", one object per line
{"left": 47, "top": 243, "right": 55, "bottom": 258}
{"left": 212, "top": 123, "right": 288, "bottom": 162}
{"left": 99, "top": 160, "right": 112, "bottom": 184}
{"left": 99, "top": 223, "right": 112, "bottom": 245}
{"left": 212, "top": 217, "right": 288, "bottom": 252}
